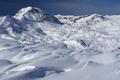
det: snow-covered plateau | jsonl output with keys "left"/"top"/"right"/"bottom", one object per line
{"left": 0, "top": 6, "right": 120, "bottom": 80}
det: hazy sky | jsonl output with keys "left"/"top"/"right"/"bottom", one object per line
{"left": 0, "top": 0, "right": 120, "bottom": 16}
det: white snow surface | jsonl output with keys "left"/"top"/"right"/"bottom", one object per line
{"left": 14, "top": 7, "right": 32, "bottom": 20}
{"left": 0, "top": 7, "right": 120, "bottom": 80}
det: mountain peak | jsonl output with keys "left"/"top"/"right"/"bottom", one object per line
{"left": 14, "top": 6, "right": 46, "bottom": 21}
{"left": 14, "top": 6, "right": 62, "bottom": 24}
{"left": 88, "top": 13, "right": 105, "bottom": 20}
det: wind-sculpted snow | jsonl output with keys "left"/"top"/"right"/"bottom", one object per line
{"left": 0, "top": 7, "right": 120, "bottom": 80}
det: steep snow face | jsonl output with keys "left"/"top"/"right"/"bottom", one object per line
{"left": 1, "top": 7, "right": 120, "bottom": 80}
{"left": 0, "top": 16, "right": 7, "bottom": 25}
{"left": 0, "top": 16, "right": 47, "bottom": 43}
{"left": 14, "top": 7, "right": 62, "bottom": 24}
{"left": 14, "top": 7, "right": 46, "bottom": 21}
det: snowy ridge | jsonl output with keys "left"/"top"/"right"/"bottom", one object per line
{"left": 14, "top": 7, "right": 33, "bottom": 20}
{"left": 0, "top": 7, "right": 120, "bottom": 80}
{"left": 14, "top": 6, "right": 62, "bottom": 24}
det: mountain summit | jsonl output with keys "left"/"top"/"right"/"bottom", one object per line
{"left": 14, "top": 7, "right": 46, "bottom": 21}
{"left": 14, "top": 7, "right": 62, "bottom": 24}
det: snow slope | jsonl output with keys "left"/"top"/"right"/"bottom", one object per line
{"left": 0, "top": 7, "right": 120, "bottom": 80}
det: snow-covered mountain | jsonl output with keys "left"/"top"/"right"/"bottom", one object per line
{"left": 0, "top": 7, "right": 120, "bottom": 80}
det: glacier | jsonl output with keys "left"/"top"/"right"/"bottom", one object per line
{"left": 0, "top": 7, "right": 120, "bottom": 80}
